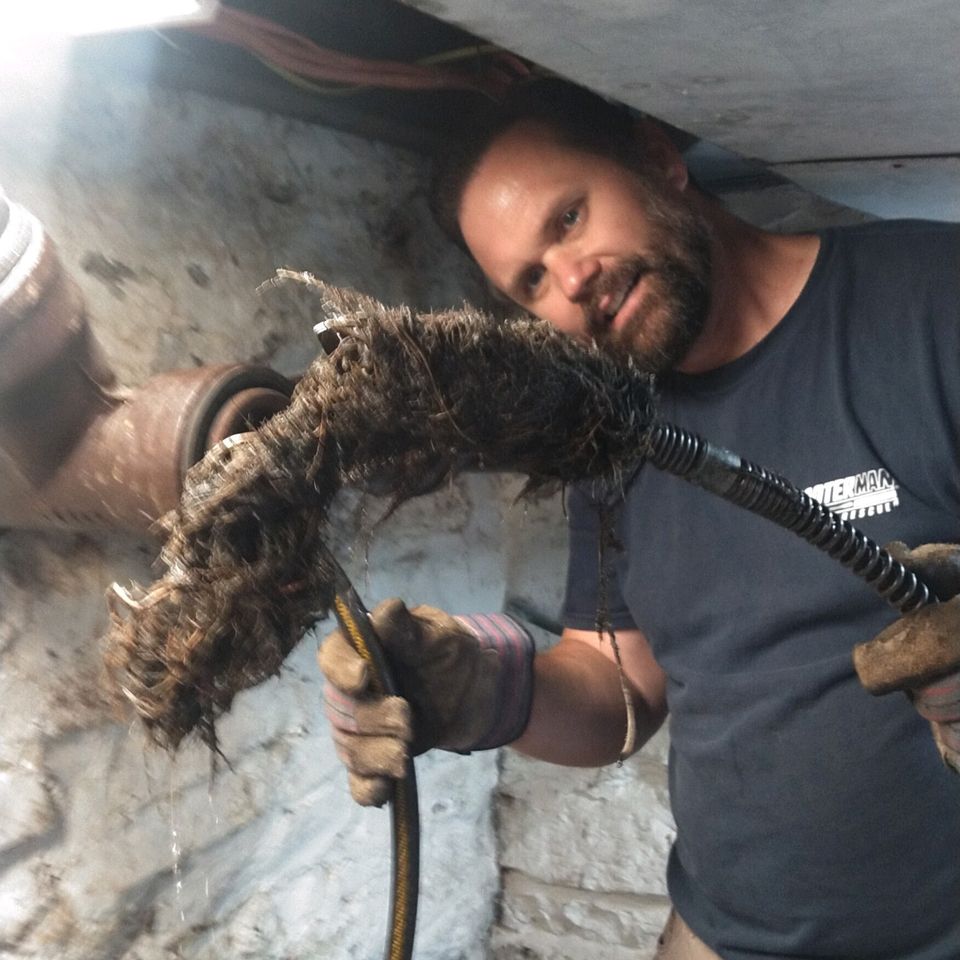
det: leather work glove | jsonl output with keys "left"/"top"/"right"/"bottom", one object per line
{"left": 318, "top": 598, "right": 535, "bottom": 806}
{"left": 854, "top": 542, "right": 960, "bottom": 774}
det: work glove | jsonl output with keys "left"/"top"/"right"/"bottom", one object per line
{"left": 854, "top": 542, "right": 960, "bottom": 774}
{"left": 318, "top": 598, "right": 535, "bottom": 806}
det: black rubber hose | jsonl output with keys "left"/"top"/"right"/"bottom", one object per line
{"left": 327, "top": 555, "right": 420, "bottom": 960}
{"left": 312, "top": 307, "right": 420, "bottom": 960}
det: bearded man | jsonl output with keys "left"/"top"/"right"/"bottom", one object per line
{"left": 319, "top": 80, "right": 960, "bottom": 959}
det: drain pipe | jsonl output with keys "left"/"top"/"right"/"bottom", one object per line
{"left": 0, "top": 189, "right": 292, "bottom": 534}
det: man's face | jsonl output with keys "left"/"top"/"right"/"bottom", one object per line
{"left": 458, "top": 121, "right": 712, "bottom": 374}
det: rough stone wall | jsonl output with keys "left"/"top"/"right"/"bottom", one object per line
{"left": 0, "top": 49, "right": 507, "bottom": 960}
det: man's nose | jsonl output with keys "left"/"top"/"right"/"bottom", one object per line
{"left": 544, "top": 249, "right": 600, "bottom": 302}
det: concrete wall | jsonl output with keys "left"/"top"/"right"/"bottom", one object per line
{"left": 408, "top": 1, "right": 960, "bottom": 225}
{"left": 405, "top": 0, "right": 960, "bottom": 166}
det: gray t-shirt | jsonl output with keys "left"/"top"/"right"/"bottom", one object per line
{"left": 563, "top": 220, "right": 960, "bottom": 959}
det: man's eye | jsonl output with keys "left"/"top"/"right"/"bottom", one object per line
{"left": 560, "top": 206, "right": 581, "bottom": 229}
{"left": 523, "top": 266, "right": 545, "bottom": 292}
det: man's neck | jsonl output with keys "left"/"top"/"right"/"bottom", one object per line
{"left": 676, "top": 202, "right": 821, "bottom": 375}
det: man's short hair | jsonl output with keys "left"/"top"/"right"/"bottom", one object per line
{"left": 430, "top": 78, "right": 652, "bottom": 249}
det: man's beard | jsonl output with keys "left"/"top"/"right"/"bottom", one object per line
{"left": 586, "top": 196, "right": 712, "bottom": 375}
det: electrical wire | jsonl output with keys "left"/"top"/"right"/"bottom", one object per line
{"left": 181, "top": 4, "right": 532, "bottom": 99}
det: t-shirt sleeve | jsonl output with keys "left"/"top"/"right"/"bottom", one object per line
{"left": 561, "top": 483, "right": 637, "bottom": 632}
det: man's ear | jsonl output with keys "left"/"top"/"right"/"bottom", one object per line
{"left": 635, "top": 117, "right": 690, "bottom": 191}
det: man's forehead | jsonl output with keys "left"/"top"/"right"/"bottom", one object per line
{"left": 458, "top": 123, "right": 584, "bottom": 279}
{"left": 458, "top": 181, "right": 538, "bottom": 291}
{"left": 479, "top": 119, "right": 580, "bottom": 176}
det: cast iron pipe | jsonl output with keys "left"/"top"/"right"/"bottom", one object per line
{"left": 0, "top": 188, "right": 293, "bottom": 534}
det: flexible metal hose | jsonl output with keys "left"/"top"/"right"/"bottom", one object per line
{"left": 646, "top": 422, "right": 932, "bottom": 613}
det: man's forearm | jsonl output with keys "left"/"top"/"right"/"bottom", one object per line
{"left": 510, "top": 634, "right": 667, "bottom": 766}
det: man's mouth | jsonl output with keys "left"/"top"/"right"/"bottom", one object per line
{"left": 596, "top": 270, "right": 645, "bottom": 333}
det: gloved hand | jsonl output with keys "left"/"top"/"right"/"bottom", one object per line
{"left": 318, "top": 598, "right": 535, "bottom": 805}
{"left": 854, "top": 542, "right": 960, "bottom": 774}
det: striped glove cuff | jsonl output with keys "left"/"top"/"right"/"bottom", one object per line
{"left": 454, "top": 613, "right": 535, "bottom": 751}
{"left": 913, "top": 671, "right": 960, "bottom": 771}
{"left": 913, "top": 672, "right": 960, "bottom": 724}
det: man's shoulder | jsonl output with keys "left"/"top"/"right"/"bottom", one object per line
{"left": 814, "top": 218, "right": 960, "bottom": 291}
{"left": 824, "top": 217, "right": 960, "bottom": 247}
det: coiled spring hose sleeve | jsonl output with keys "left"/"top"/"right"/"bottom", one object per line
{"left": 646, "top": 422, "right": 932, "bottom": 614}
{"left": 327, "top": 554, "right": 420, "bottom": 960}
